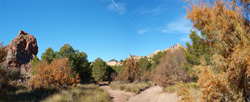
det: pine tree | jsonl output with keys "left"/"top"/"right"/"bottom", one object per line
{"left": 184, "top": 31, "right": 212, "bottom": 81}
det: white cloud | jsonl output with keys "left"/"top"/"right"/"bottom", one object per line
{"left": 161, "top": 18, "right": 192, "bottom": 34}
{"left": 180, "top": 34, "right": 190, "bottom": 42}
{"left": 130, "top": 5, "right": 165, "bottom": 16}
{"left": 107, "top": 0, "right": 126, "bottom": 15}
{"left": 138, "top": 29, "right": 148, "bottom": 34}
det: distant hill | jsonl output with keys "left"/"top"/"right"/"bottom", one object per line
{"left": 127, "top": 43, "right": 185, "bottom": 60}
{"left": 106, "top": 43, "right": 185, "bottom": 66}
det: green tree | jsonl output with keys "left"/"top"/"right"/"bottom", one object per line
{"left": 41, "top": 47, "right": 55, "bottom": 63}
{"left": 91, "top": 58, "right": 109, "bottom": 82}
{"left": 138, "top": 57, "right": 151, "bottom": 74}
{"left": 55, "top": 44, "right": 90, "bottom": 82}
{"left": 120, "top": 59, "right": 123, "bottom": 62}
{"left": 110, "top": 65, "right": 124, "bottom": 74}
{"left": 30, "top": 56, "right": 40, "bottom": 75}
{"left": 183, "top": 31, "right": 212, "bottom": 81}
{"left": 150, "top": 51, "right": 166, "bottom": 70}
{"left": 109, "top": 59, "right": 117, "bottom": 62}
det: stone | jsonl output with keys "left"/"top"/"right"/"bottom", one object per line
{"left": 2, "top": 30, "right": 38, "bottom": 77}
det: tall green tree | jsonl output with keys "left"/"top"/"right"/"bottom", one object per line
{"left": 138, "top": 57, "right": 151, "bottom": 74}
{"left": 91, "top": 58, "right": 109, "bottom": 82}
{"left": 41, "top": 47, "right": 55, "bottom": 63}
{"left": 183, "top": 31, "right": 212, "bottom": 81}
{"left": 56, "top": 44, "right": 91, "bottom": 82}
{"left": 150, "top": 51, "right": 166, "bottom": 70}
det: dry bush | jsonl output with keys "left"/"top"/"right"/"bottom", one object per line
{"left": 115, "top": 56, "right": 141, "bottom": 83}
{"left": 29, "top": 58, "right": 80, "bottom": 90}
{"left": 140, "top": 71, "right": 152, "bottom": 82}
{"left": 0, "top": 41, "right": 7, "bottom": 63}
{"left": 43, "top": 84, "right": 110, "bottom": 102}
{"left": 186, "top": 0, "right": 250, "bottom": 101}
{"left": 177, "top": 82, "right": 193, "bottom": 102}
{"left": 196, "top": 60, "right": 230, "bottom": 101}
{"left": 0, "top": 67, "right": 9, "bottom": 93}
{"left": 153, "top": 48, "right": 188, "bottom": 87}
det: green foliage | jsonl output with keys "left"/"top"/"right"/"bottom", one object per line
{"left": 120, "top": 59, "right": 124, "bottom": 62}
{"left": 31, "top": 56, "right": 40, "bottom": 75}
{"left": 110, "top": 65, "right": 124, "bottom": 74}
{"left": 138, "top": 57, "right": 151, "bottom": 74}
{"left": 54, "top": 44, "right": 91, "bottom": 82}
{"left": 150, "top": 51, "right": 166, "bottom": 70}
{"left": 41, "top": 47, "right": 55, "bottom": 64}
{"left": 183, "top": 31, "right": 212, "bottom": 81}
{"left": 91, "top": 58, "right": 110, "bottom": 82}
{"left": 109, "top": 59, "right": 117, "bottom": 62}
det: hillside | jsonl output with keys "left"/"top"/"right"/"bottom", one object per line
{"left": 128, "top": 43, "right": 185, "bottom": 60}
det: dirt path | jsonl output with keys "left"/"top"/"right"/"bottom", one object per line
{"left": 128, "top": 86, "right": 179, "bottom": 102}
{"left": 100, "top": 86, "right": 135, "bottom": 102}
{"left": 100, "top": 85, "right": 179, "bottom": 102}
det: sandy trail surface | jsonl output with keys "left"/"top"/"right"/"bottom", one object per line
{"left": 100, "top": 86, "right": 135, "bottom": 102}
{"left": 100, "top": 85, "right": 179, "bottom": 102}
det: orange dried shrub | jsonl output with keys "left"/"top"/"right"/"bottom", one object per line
{"left": 115, "top": 56, "right": 141, "bottom": 83}
{"left": 196, "top": 60, "right": 230, "bottom": 101}
{"left": 29, "top": 58, "right": 80, "bottom": 90}
{"left": 141, "top": 71, "right": 152, "bottom": 82}
{"left": 177, "top": 82, "right": 193, "bottom": 102}
{"left": 0, "top": 67, "right": 9, "bottom": 93}
{"left": 152, "top": 48, "right": 188, "bottom": 87}
{"left": 186, "top": 0, "right": 250, "bottom": 101}
{"left": 0, "top": 41, "right": 7, "bottom": 63}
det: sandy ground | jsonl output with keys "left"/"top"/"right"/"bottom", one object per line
{"left": 100, "top": 85, "right": 179, "bottom": 102}
{"left": 100, "top": 86, "right": 135, "bottom": 102}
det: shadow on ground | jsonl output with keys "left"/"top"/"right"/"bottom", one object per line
{"left": 0, "top": 88, "right": 58, "bottom": 102}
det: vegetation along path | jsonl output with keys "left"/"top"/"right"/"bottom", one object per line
{"left": 101, "top": 85, "right": 179, "bottom": 102}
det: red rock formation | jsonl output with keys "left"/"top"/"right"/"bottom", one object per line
{"left": 2, "top": 30, "right": 38, "bottom": 76}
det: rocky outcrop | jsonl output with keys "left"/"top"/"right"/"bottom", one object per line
{"left": 2, "top": 30, "right": 38, "bottom": 76}
{"left": 126, "top": 44, "right": 185, "bottom": 60}
{"left": 127, "top": 55, "right": 143, "bottom": 61}
{"left": 146, "top": 43, "right": 185, "bottom": 59}
{"left": 146, "top": 50, "right": 161, "bottom": 58}
{"left": 163, "top": 43, "right": 185, "bottom": 53}
{"left": 106, "top": 61, "right": 123, "bottom": 66}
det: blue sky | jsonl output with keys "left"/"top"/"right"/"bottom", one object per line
{"left": 0, "top": 0, "right": 193, "bottom": 62}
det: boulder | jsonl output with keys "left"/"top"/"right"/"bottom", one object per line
{"left": 2, "top": 30, "right": 38, "bottom": 76}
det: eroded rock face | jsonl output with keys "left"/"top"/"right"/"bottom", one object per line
{"left": 2, "top": 30, "right": 38, "bottom": 76}
{"left": 106, "top": 61, "right": 123, "bottom": 66}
